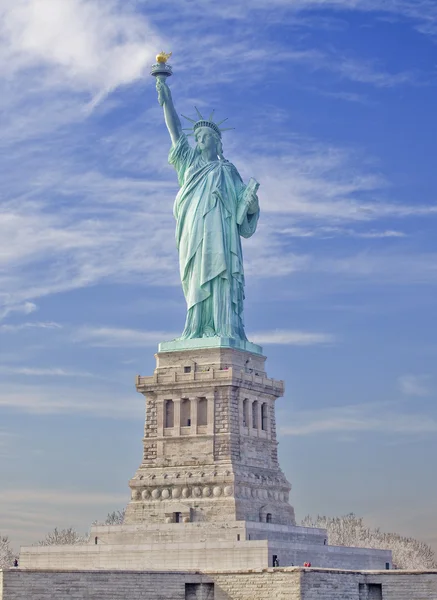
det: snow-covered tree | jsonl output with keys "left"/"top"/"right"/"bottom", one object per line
{"left": 37, "top": 527, "right": 88, "bottom": 546}
{"left": 0, "top": 535, "right": 15, "bottom": 568}
{"left": 93, "top": 508, "right": 125, "bottom": 526}
{"left": 301, "top": 513, "right": 437, "bottom": 570}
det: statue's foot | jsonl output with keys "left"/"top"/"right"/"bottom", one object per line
{"left": 202, "top": 327, "right": 216, "bottom": 338}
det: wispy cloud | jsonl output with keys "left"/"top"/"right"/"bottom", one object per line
{"left": 0, "top": 302, "right": 37, "bottom": 321}
{"left": 183, "top": 0, "right": 437, "bottom": 40}
{"left": 241, "top": 143, "right": 437, "bottom": 222}
{"left": 398, "top": 374, "right": 432, "bottom": 397}
{"left": 279, "top": 226, "right": 407, "bottom": 239}
{"left": 251, "top": 329, "right": 336, "bottom": 345}
{"left": 0, "top": 383, "right": 142, "bottom": 418}
{"left": 73, "top": 326, "right": 336, "bottom": 347}
{"left": 280, "top": 403, "right": 437, "bottom": 436}
{"left": 0, "top": 366, "right": 94, "bottom": 378}
{"left": 0, "top": 488, "right": 127, "bottom": 507}
{"left": 0, "top": 0, "right": 162, "bottom": 102}
{"left": 73, "top": 327, "right": 179, "bottom": 347}
{"left": 0, "top": 321, "right": 62, "bottom": 332}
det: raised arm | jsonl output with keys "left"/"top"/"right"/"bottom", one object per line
{"left": 156, "top": 78, "right": 182, "bottom": 146}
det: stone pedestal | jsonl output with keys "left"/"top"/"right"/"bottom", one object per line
{"left": 18, "top": 344, "right": 393, "bottom": 574}
{"left": 125, "top": 346, "right": 295, "bottom": 526}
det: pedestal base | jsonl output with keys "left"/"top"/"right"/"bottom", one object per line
{"left": 158, "top": 337, "right": 263, "bottom": 355}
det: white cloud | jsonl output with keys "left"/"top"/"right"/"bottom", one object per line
{"left": 73, "top": 326, "right": 335, "bottom": 348}
{"left": 398, "top": 375, "right": 432, "bottom": 397}
{"left": 279, "top": 226, "right": 407, "bottom": 239}
{"left": 183, "top": 0, "right": 437, "bottom": 39}
{"left": 0, "top": 0, "right": 162, "bottom": 100}
{"left": 280, "top": 403, "right": 437, "bottom": 436}
{"left": 251, "top": 329, "right": 336, "bottom": 345}
{"left": 74, "top": 327, "right": 179, "bottom": 347}
{"left": 0, "top": 488, "right": 126, "bottom": 507}
{"left": 240, "top": 144, "right": 437, "bottom": 222}
{"left": 0, "top": 301, "right": 37, "bottom": 321}
{"left": 0, "top": 321, "right": 62, "bottom": 331}
{"left": 0, "top": 383, "right": 142, "bottom": 418}
{"left": 0, "top": 366, "right": 94, "bottom": 378}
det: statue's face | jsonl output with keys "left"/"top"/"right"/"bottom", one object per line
{"left": 195, "top": 127, "right": 217, "bottom": 154}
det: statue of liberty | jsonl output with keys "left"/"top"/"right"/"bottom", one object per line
{"left": 153, "top": 54, "right": 260, "bottom": 343}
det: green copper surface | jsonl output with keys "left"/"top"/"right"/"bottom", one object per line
{"left": 159, "top": 337, "right": 263, "bottom": 355}
{"left": 154, "top": 67, "right": 260, "bottom": 347}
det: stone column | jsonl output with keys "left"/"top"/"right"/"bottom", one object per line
{"left": 206, "top": 393, "right": 214, "bottom": 435}
{"left": 174, "top": 398, "right": 181, "bottom": 436}
{"left": 257, "top": 400, "right": 262, "bottom": 437}
{"left": 157, "top": 397, "right": 164, "bottom": 437}
{"left": 190, "top": 397, "right": 198, "bottom": 434}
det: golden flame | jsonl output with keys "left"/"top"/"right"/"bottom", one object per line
{"left": 156, "top": 51, "right": 172, "bottom": 64}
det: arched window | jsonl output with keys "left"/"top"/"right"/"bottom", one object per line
{"left": 197, "top": 397, "right": 208, "bottom": 426}
{"left": 165, "top": 400, "right": 174, "bottom": 428}
{"left": 261, "top": 403, "right": 268, "bottom": 431}
{"left": 181, "top": 398, "right": 191, "bottom": 426}
{"left": 242, "top": 398, "right": 249, "bottom": 427}
{"left": 266, "top": 513, "right": 272, "bottom": 523}
{"left": 252, "top": 401, "right": 258, "bottom": 429}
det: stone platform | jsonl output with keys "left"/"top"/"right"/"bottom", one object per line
{"left": 19, "top": 521, "right": 391, "bottom": 572}
{"left": 3, "top": 567, "right": 437, "bottom": 600}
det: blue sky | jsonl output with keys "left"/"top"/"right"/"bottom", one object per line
{"left": 0, "top": 0, "right": 436, "bottom": 554}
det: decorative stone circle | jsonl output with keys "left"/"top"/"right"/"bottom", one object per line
{"left": 213, "top": 486, "right": 222, "bottom": 497}
{"left": 151, "top": 488, "right": 160, "bottom": 499}
{"left": 172, "top": 487, "right": 181, "bottom": 498}
{"left": 161, "top": 489, "right": 170, "bottom": 500}
{"left": 182, "top": 487, "right": 190, "bottom": 498}
{"left": 141, "top": 489, "right": 150, "bottom": 500}
{"left": 224, "top": 485, "right": 233, "bottom": 497}
{"left": 132, "top": 490, "right": 140, "bottom": 501}
{"left": 192, "top": 486, "right": 202, "bottom": 497}
{"left": 202, "top": 486, "right": 212, "bottom": 497}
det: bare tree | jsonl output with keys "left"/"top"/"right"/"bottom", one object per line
{"left": 0, "top": 535, "right": 15, "bottom": 568}
{"left": 302, "top": 513, "right": 437, "bottom": 570}
{"left": 37, "top": 527, "right": 88, "bottom": 546}
{"left": 93, "top": 508, "right": 126, "bottom": 526}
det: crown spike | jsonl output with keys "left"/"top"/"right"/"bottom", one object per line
{"left": 220, "top": 127, "right": 235, "bottom": 132}
{"left": 194, "top": 106, "right": 204, "bottom": 120}
{"left": 216, "top": 118, "right": 229, "bottom": 126}
{"left": 209, "top": 109, "right": 215, "bottom": 121}
{"left": 181, "top": 114, "right": 197, "bottom": 123}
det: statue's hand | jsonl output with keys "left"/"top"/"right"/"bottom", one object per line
{"left": 156, "top": 78, "right": 171, "bottom": 106}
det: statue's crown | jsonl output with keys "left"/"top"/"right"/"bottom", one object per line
{"left": 181, "top": 108, "right": 233, "bottom": 139}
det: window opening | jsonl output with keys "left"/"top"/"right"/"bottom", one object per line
{"left": 181, "top": 398, "right": 191, "bottom": 427}
{"left": 165, "top": 400, "right": 174, "bottom": 428}
{"left": 261, "top": 402, "right": 268, "bottom": 431}
{"left": 242, "top": 398, "right": 249, "bottom": 427}
{"left": 252, "top": 401, "right": 258, "bottom": 429}
{"left": 197, "top": 397, "right": 208, "bottom": 426}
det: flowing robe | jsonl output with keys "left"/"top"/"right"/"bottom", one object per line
{"left": 169, "top": 134, "right": 259, "bottom": 340}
